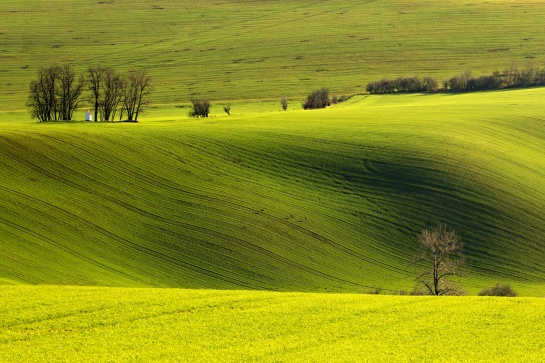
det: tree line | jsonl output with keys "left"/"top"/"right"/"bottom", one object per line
{"left": 367, "top": 64, "right": 545, "bottom": 94}
{"left": 188, "top": 88, "right": 348, "bottom": 117}
{"left": 366, "top": 76, "right": 439, "bottom": 94}
{"left": 27, "top": 64, "right": 152, "bottom": 122}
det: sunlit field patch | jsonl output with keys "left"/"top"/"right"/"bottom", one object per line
{"left": 1, "top": 285, "right": 544, "bottom": 362}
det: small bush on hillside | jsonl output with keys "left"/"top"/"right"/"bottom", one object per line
{"left": 281, "top": 97, "right": 288, "bottom": 111}
{"left": 478, "top": 284, "right": 517, "bottom": 297}
{"left": 189, "top": 98, "right": 210, "bottom": 117}
{"left": 303, "top": 88, "right": 330, "bottom": 109}
{"left": 331, "top": 95, "right": 348, "bottom": 104}
{"left": 223, "top": 104, "right": 231, "bottom": 115}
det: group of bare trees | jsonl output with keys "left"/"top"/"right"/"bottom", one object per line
{"left": 189, "top": 98, "right": 211, "bottom": 118}
{"left": 27, "top": 65, "right": 85, "bottom": 122}
{"left": 27, "top": 64, "right": 152, "bottom": 122}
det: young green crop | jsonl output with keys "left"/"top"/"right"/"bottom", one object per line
{"left": 1, "top": 0, "right": 545, "bottom": 112}
{"left": 1, "top": 89, "right": 545, "bottom": 295}
{"left": 0, "top": 285, "right": 544, "bottom": 362}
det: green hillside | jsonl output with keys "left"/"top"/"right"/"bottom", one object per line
{"left": 2, "top": 0, "right": 545, "bottom": 111}
{"left": 0, "top": 0, "right": 544, "bottom": 295}
{"left": 1, "top": 90, "right": 544, "bottom": 294}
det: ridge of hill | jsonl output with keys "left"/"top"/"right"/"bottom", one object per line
{"left": 1, "top": 90, "right": 544, "bottom": 295}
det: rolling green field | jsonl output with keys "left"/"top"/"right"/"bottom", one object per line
{"left": 1, "top": 0, "right": 545, "bottom": 111}
{"left": 1, "top": 90, "right": 545, "bottom": 295}
{"left": 1, "top": 0, "right": 545, "bottom": 361}
{"left": 1, "top": 285, "right": 544, "bottom": 362}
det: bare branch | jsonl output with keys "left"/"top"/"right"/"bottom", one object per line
{"left": 414, "top": 224, "right": 465, "bottom": 295}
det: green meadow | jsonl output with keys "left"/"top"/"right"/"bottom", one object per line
{"left": 1, "top": 0, "right": 545, "bottom": 361}
{"left": 1, "top": 0, "right": 545, "bottom": 111}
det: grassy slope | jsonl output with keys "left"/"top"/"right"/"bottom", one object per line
{"left": 1, "top": 0, "right": 545, "bottom": 111}
{"left": 1, "top": 285, "right": 544, "bottom": 362}
{"left": 1, "top": 89, "right": 544, "bottom": 295}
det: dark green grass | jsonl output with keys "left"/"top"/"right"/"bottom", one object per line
{"left": 2, "top": 0, "right": 545, "bottom": 111}
{"left": 1, "top": 90, "right": 544, "bottom": 295}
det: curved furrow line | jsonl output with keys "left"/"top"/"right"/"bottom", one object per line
{"left": 173, "top": 135, "right": 424, "bottom": 264}
{"left": 137, "top": 163, "right": 414, "bottom": 279}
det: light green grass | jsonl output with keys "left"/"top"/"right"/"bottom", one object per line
{"left": 1, "top": 89, "right": 545, "bottom": 295}
{"left": 0, "top": 285, "right": 543, "bottom": 362}
{"left": 1, "top": 0, "right": 545, "bottom": 112}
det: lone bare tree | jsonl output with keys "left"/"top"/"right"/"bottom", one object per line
{"left": 414, "top": 224, "right": 465, "bottom": 295}
{"left": 222, "top": 104, "right": 231, "bottom": 116}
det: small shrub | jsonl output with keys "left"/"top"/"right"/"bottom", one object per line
{"left": 281, "top": 97, "right": 288, "bottom": 111}
{"left": 189, "top": 98, "right": 210, "bottom": 118}
{"left": 478, "top": 284, "right": 517, "bottom": 297}
{"left": 303, "top": 88, "right": 330, "bottom": 109}
{"left": 223, "top": 104, "right": 231, "bottom": 115}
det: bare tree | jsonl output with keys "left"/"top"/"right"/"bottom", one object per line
{"left": 414, "top": 224, "right": 465, "bottom": 295}
{"left": 57, "top": 64, "right": 85, "bottom": 121}
{"left": 26, "top": 65, "right": 60, "bottom": 121}
{"left": 87, "top": 65, "right": 104, "bottom": 122}
{"left": 27, "top": 64, "right": 83, "bottom": 122}
{"left": 121, "top": 68, "right": 152, "bottom": 122}
{"left": 100, "top": 67, "right": 124, "bottom": 121}
{"left": 281, "top": 97, "right": 288, "bottom": 111}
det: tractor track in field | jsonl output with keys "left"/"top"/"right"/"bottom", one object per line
{"left": 91, "top": 1, "right": 368, "bottom": 68}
